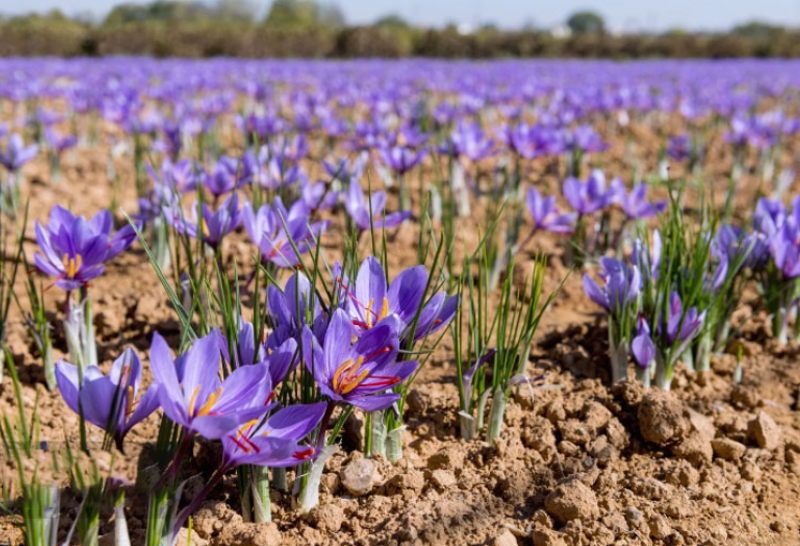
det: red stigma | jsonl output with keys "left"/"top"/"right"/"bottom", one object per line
{"left": 228, "top": 435, "right": 251, "bottom": 453}
{"left": 293, "top": 447, "right": 315, "bottom": 460}
{"left": 364, "top": 345, "right": 392, "bottom": 361}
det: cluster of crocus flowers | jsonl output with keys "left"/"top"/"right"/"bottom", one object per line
{"left": 583, "top": 258, "right": 641, "bottom": 384}
{"left": 749, "top": 196, "right": 800, "bottom": 343}
{"left": 520, "top": 170, "right": 666, "bottom": 258}
{"left": 584, "top": 232, "right": 707, "bottom": 390}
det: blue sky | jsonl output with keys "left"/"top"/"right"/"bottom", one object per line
{"left": 4, "top": 0, "right": 800, "bottom": 31}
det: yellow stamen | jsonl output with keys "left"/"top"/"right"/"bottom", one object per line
{"left": 237, "top": 419, "right": 259, "bottom": 439}
{"left": 366, "top": 298, "right": 375, "bottom": 328}
{"left": 333, "top": 356, "right": 368, "bottom": 394}
{"left": 188, "top": 385, "right": 201, "bottom": 417}
{"left": 200, "top": 219, "right": 210, "bottom": 237}
{"left": 332, "top": 358, "right": 354, "bottom": 391}
{"left": 341, "top": 368, "right": 369, "bottom": 394}
{"left": 378, "top": 297, "right": 390, "bottom": 322}
{"left": 61, "top": 253, "right": 82, "bottom": 278}
{"left": 196, "top": 386, "right": 223, "bottom": 417}
{"left": 126, "top": 386, "right": 134, "bottom": 417}
{"left": 267, "top": 347, "right": 273, "bottom": 355}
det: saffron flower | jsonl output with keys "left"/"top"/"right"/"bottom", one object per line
{"left": 55, "top": 348, "right": 160, "bottom": 450}
{"left": 631, "top": 316, "right": 655, "bottom": 370}
{"left": 44, "top": 128, "right": 78, "bottom": 154}
{"left": 666, "top": 134, "right": 692, "bottom": 162}
{"left": 146, "top": 158, "right": 199, "bottom": 194}
{"left": 216, "top": 321, "right": 298, "bottom": 387}
{"left": 338, "top": 256, "right": 458, "bottom": 342}
{"left": 583, "top": 258, "right": 641, "bottom": 315}
{"left": 562, "top": 169, "right": 614, "bottom": 215}
{"left": 614, "top": 182, "right": 667, "bottom": 220}
{"left": 203, "top": 156, "right": 242, "bottom": 197}
{"left": 0, "top": 133, "right": 38, "bottom": 171}
{"left": 221, "top": 402, "right": 327, "bottom": 467}
{"left": 165, "top": 194, "right": 241, "bottom": 251}
{"left": 344, "top": 179, "right": 411, "bottom": 232}
{"left": 302, "top": 309, "right": 418, "bottom": 411}
{"left": 665, "top": 292, "right": 706, "bottom": 345}
{"left": 378, "top": 145, "right": 427, "bottom": 175}
{"left": 242, "top": 198, "right": 327, "bottom": 268}
{"left": 34, "top": 206, "right": 138, "bottom": 290}
{"left": 769, "top": 218, "right": 800, "bottom": 279}
{"left": 149, "top": 332, "right": 273, "bottom": 440}
{"left": 440, "top": 121, "right": 496, "bottom": 162}
{"left": 267, "top": 271, "right": 328, "bottom": 346}
{"left": 526, "top": 187, "right": 577, "bottom": 234}
{"left": 754, "top": 197, "right": 786, "bottom": 237}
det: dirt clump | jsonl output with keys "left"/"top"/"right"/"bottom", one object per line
{"left": 544, "top": 478, "right": 600, "bottom": 524}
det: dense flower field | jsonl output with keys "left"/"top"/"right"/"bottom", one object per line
{"left": 2, "top": 58, "right": 800, "bottom": 546}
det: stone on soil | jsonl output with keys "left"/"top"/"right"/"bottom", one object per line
{"left": 748, "top": 411, "right": 781, "bottom": 450}
{"left": 638, "top": 390, "right": 689, "bottom": 446}
{"left": 544, "top": 479, "right": 599, "bottom": 524}
{"left": 340, "top": 458, "right": 381, "bottom": 497}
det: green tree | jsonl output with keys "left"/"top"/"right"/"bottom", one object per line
{"left": 374, "top": 14, "right": 411, "bottom": 30}
{"left": 567, "top": 11, "right": 605, "bottom": 35}
{"left": 264, "top": 0, "right": 343, "bottom": 29}
{"left": 732, "top": 20, "right": 783, "bottom": 38}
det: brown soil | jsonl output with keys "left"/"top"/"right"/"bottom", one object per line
{"left": 3, "top": 113, "right": 800, "bottom": 546}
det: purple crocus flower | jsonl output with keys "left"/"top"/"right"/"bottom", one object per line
{"left": 242, "top": 198, "right": 328, "bottom": 268}
{"left": 165, "top": 194, "right": 241, "bottom": 251}
{"left": 753, "top": 197, "right": 786, "bottom": 237}
{"left": 583, "top": 258, "right": 641, "bottom": 315}
{"left": 216, "top": 321, "right": 298, "bottom": 388}
{"left": 344, "top": 179, "right": 411, "bottom": 232}
{"left": 769, "top": 218, "right": 800, "bottom": 278}
{"left": 563, "top": 169, "right": 614, "bottom": 215}
{"left": 323, "top": 156, "right": 365, "bottom": 182}
{"left": 665, "top": 292, "right": 706, "bottom": 344}
{"left": 566, "top": 125, "right": 608, "bottom": 154}
{"left": 55, "top": 348, "right": 160, "bottom": 450}
{"left": 0, "top": 134, "right": 39, "bottom": 171}
{"left": 299, "top": 179, "right": 339, "bottom": 212}
{"left": 440, "top": 121, "right": 496, "bottom": 162}
{"left": 269, "top": 134, "right": 309, "bottom": 163}
{"left": 337, "top": 257, "right": 457, "bottom": 343}
{"left": 147, "top": 158, "right": 199, "bottom": 194}
{"left": 667, "top": 134, "right": 691, "bottom": 162}
{"left": 149, "top": 332, "right": 273, "bottom": 440}
{"left": 631, "top": 315, "right": 655, "bottom": 371}
{"left": 267, "top": 271, "right": 329, "bottom": 347}
{"left": 526, "top": 187, "right": 577, "bottom": 234}
{"left": 221, "top": 402, "right": 327, "bottom": 467}
{"left": 614, "top": 182, "right": 667, "bottom": 220}
{"left": 302, "top": 309, "right": 418, "bottom": 411}
{"left": 203, "top": 156, "right": 242, "bottom": 197}
{"left": 34, "top": 206, "right": 138, "bottom": 290}
{"left": 632, "top": 230, "right": 662, "bottom": 281}
{"left": 378, "top": 145, "right": 427, "bottom": 175}
{"left": 45, "top": 128, "right": 77, "bottom": 154}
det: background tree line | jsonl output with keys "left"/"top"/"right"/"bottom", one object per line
{"left": 1, "top": 0, "right": 798, "bottom": 58}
